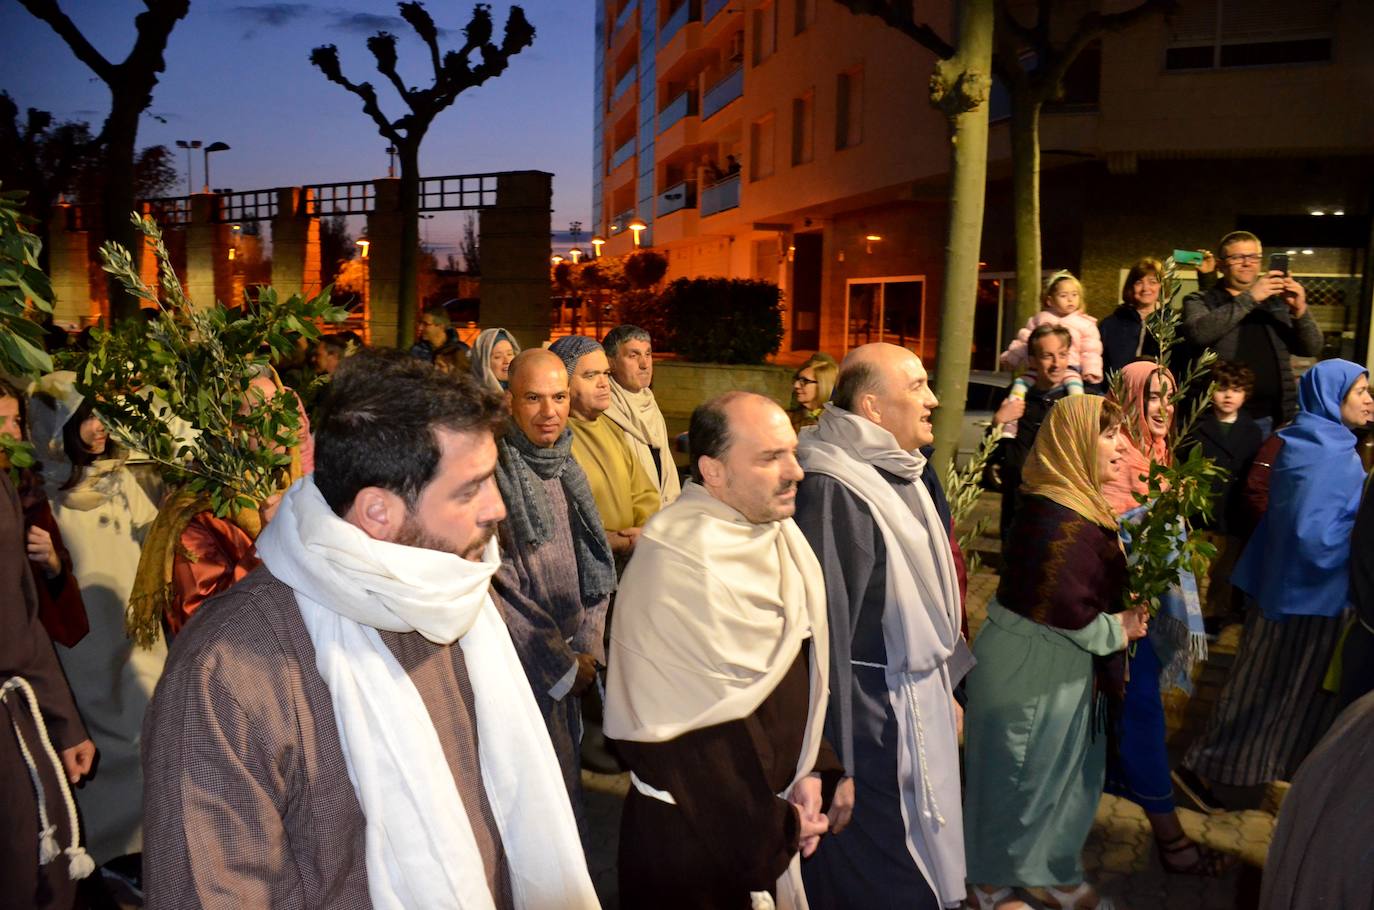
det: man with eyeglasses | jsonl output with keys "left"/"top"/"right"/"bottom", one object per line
{"left": 1181, "top": 230, "right": 1323, "bottom": 436}
{"left": 410, "top": 302, "right": 468, "bottom": 363}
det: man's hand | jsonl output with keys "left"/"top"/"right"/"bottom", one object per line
{"left": 26, "top": 525, "right": 61, "bottom": 577}
{"left": 1248, "top": 272, "right": 1286, "bottom": 304}
{"left": 1281, "top": 276, "right": 1308, "bottom": 318}
{"left": 789, "top": 774, "right": 829, "bottom": 858}
{"left": 60, "top": 739, "right": 96, "bottom": 784}
{"left": 828, "top": 777, "right": 855, "bottom": 834}
{"left": 571, "top": 653, "right": 598, "bottom": 696}
{"left": 259, "top": 492, "right": 284, "bottom": 528}
{"left": 993, "top": 397, "right": 1025, "bottom": 428}
{"left": 608, "top": 527, "right": 642, "bottom": 555}
{"left": 1197, "top": 250, "right": 1215, "bottom": 274}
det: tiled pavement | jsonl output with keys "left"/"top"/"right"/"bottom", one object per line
{"left": 582, "top": 492, "right": 1274, "bottom": 909}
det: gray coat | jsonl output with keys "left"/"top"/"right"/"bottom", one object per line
{"left": 1181, "top": 283, "right": 1324, "bottom": 422}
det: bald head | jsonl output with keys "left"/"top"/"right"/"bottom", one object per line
{"left": 833, "top": 343, "right": 939, "bottom": 450}
{"left": 506, "top": 349, "right": 570, "bottom": 447}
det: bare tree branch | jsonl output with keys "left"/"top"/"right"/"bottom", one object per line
{"left": 833, "top": 0, "right": 955, "bottom": 59}
{"left": 310, "top": 45, "right": 405, "bottom": 143}
{"left": 15, "top": 0, "right": 116, "bottom": 82}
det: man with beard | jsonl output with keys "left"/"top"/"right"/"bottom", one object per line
{"left": 141, "top": 351, "right": 598, "bottom": 909}
{"left": 548, "top": 335, "right": 659, "bottom": 563}
{"left": 601, "top": 325, "right": 680, "bottom": 507}
{"left": 604, "top": 391, "right": 838, "bottom": 908}
{"left": 491, "top": 349, "right": 617, "bottom": 834}
{"left": 794, "top": 344, "right": 971, "bottom": 909}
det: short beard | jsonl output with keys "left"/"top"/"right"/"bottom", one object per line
{"left": 395, "top": 513, "right": 495, "bottom": 562}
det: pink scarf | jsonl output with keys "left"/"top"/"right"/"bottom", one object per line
{"left": 1103, "top": 362, "right": 1174, "bottom": 514}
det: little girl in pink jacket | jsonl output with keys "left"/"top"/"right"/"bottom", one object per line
{"left": 1000, "top": 271, "right": 1104, "bottom": 384}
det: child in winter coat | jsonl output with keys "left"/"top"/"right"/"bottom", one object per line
{"left": 998, "top": 271, "right": 1104, "bottom": 437}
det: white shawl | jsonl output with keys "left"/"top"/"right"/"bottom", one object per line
{"left": 604, "top": 380, "right": 681, "bottom": 506}
{"left": 604, "top": 483, "right": 828, "bottom": 910}
{"left": 797, "top": 405, "right": 966, "bottom": 908}
{"left": 256, "top": 478, "right": 599, "bottom": 910}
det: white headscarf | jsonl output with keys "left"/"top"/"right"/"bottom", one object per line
{"left": 256, "top": 478, "right": 598, "bottom": 910}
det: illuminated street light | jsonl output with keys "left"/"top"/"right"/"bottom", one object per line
{"left": 628, "top": 217, "right": 647, "bottom": 248}
{"left": 356, "top": 238, "right": 370, "bottom": 258}
{"left": 175, "top": 139, "right": 202, "bottom": 195}
{"left": 865, "top": 233, "right": 883, "bottom": 254}
{"left": 569, "top": 247, "right": 584, "bottom": 264}
{"left": 591, "top": 236, "right": 606, "bottom": 257}
{"left": 551, "top": 254, "right": 565, "bottom": 265}
{"left": 203, "top": 142, "right": 230, "bottom": 193}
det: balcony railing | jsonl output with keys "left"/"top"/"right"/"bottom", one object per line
{"left": 702, "top": 66, "right": 743, "bottom": 120}
{"left": 704, "top": 0, "right": 730, "bottom": 22}
{"left": 657, "top": 180, "right": 696, "bottom": 216}
{"left": 659, "top": 1, "right": 697, "bottom": 48}
{"left": 611, "top": 209, "right": 636, "bottom": 233}
{"left": 658, "top": 89, "right": 697, "bottom": 133}
{"left": 700, "top": 173, "right": 739, "bottom": 217}
{"left": 613, "top": 1, "right": 638, "bottom": 38}
{"left": 610, "top": 65, "right": 638, "bottom": 108}
{"left": 609, "top": 137, "right": 637, "bottom": 173}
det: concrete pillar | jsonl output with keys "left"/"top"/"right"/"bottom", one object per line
{"left": 47, "top": 205, "right": 94, "bottom": 325}
{"left": 270, "top": 188, "right": 322, "bottom": 299}
{"left": 479, "top": 171, "right": 554, "bottom": 349}
{"left": 365, "top": 178, "right": 404, "bottom": 346}
{"left": 186, "top": 193, "right": 232, "bottom": 309}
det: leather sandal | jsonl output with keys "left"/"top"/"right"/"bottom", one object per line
{"left": 1156, "top": 833, "right": 1239, "bottom": 876}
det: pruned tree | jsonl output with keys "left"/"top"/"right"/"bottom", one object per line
{"left": 835, "top": 1, "right": 994, "bottom": 474}
{"left": 17, "top": 0, "right": 189, "bottom": 320}
{"left": 311, "top": 2, "right": 534, "bottom": 348}
{"left": 993, "top": 0, "right": 1176, "bottom": 322}
{"left": 459, "top": 212, "right": 480, "bottom": 275}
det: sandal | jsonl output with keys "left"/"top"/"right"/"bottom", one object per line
{"left": 1043, "top": 882, "right": 1119, "bottom": 910}
{"left": 968, "top": 886, "right": 1032, "bottom": 910}
{"left": 1156, "top": 833, "right": 1239, "bottom": 877}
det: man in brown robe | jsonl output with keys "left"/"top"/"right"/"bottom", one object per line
{"left": 2, "top": 469, "right": 96, "bottom": 910}
{"left": 142, "top": 352, "right": 598, "bottom": 909}
{"left": 604, "top": 391, "right": 838, "bottom": 909}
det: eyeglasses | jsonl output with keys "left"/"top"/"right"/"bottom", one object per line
{"left": 1224, "top": 254, "right": 1262, "bottom": 264}
{"left": 793, "top": 376, "right": 818, "bottom": 385}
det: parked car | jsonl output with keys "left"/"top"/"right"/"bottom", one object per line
{"left": 954, "top": 369, "right": 1012, "bottom": 471}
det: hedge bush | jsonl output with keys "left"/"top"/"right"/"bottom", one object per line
{"left": 660, "top": 277, "right": 783, "bottom": 364}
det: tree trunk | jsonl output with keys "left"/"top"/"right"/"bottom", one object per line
{"left": 101, "top": 95, "right": 142, "bottom": 320}
{"left": 396, "top": 142, "right": 422, "bottom": 350}
{"left": 929, "top": 0, "right": 994, "bottom": 476}
{"left": 1009, "top": 90, "right": 1042, "bottom": 326}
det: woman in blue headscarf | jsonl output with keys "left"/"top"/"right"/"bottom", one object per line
{"left": 1178, "top": 360, "right": 1371, "bottom": 800}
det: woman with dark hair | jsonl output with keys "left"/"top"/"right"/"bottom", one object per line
{"left": 1177, "top": 359, "right": 1372, "bottom": 807}
{"left": 26, "top": 371, "right": 166, "bottom": 877}
{"left": 964, "top": 395, "right": 1148, "bottom": 910}
{"left": 1099, "top": 258, "right": 1166, "bottom": 378}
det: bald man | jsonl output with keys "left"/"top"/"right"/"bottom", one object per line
{"left": 491, "top": 349, "right": 617, "bottom": 836}
{"left": 795, "top": 343, "right": 971, "bottom": 909}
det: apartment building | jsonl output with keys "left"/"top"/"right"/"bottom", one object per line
{"left": 592, "top": 0, "right": 1374, "bottom": 367}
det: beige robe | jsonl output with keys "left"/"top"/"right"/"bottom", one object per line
{"left": 604, "top": 381, "right": 681, "bottom": 506}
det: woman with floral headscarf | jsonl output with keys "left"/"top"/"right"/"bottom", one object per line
{"left": 1103, "top": 362, "right": 1231, "bottom": 877}
{"left": 27, "top": 372, "right": 166, "bottom": 870}
{"left": 964, "top": 396, "right": 1148, "bottom": 910}
{"left": 1179, "top": 360, "right": 1371, "bottom": 803}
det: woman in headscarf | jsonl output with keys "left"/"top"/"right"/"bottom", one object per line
{"left": 470, "top": 327, "right": 520, "bottom": 392}
{"left": 27, "top": 371, "right": 167, "bottom": 871}
{"left": 1102, "top": 363, "right": 1230, "bottom": 876}
{"left": 1178, "top": 359, "right": 1371, "bottom": 804}
{"left": 788, "top": 352, "right": 837, "bottom": 431}
{"left": 964, "top": 395, "right": 1148, "bottom": 910}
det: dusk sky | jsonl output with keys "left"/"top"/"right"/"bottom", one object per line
{"left": 0, "top": 1, "right": 594, "bottom": 259}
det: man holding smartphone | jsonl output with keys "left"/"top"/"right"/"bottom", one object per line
{"left": 1181, "top": 230, "right": 1323, "bottom": 436}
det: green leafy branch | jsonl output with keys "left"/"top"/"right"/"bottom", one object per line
{"left": 0, "top": 186, "right": 56, "bottom": 378}
{"left": 944, "top": 424, "right": 1000, "bottom": 576}
{"left": 85, "top": 213, "right": 346, "bottom": 517}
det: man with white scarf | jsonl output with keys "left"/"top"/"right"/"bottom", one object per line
{"left": 604, "top": 391, "right": 839, "bottom": 910}
{"left": 794, "top": 343, "right": 971, "bottom": 910}
{"left": 601, "top": 324, "right": 680, "bottom": 507}
{"left": 142, "top": 351, "right": 598, "bottom": 910}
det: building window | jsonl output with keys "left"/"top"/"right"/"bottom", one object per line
{"left": 1165, "top": 0, "right": 1335, "bottom": 70}
{"left": 794, "top": 0, "right": 816, "bottom": 34}
{"left": 836, "top": 67, "right": 863, "bottom": 150}
{"left": 751, "top": 113, "right": 776, "bottom": 181}
{"left": 791, "top": 92, "right": 814, "bottom": 166}
{"left": 845, "top": 276, "right": 927, "bottom": 357}
{"left": 753, "top": 1, "right": 778, "bottom": 66}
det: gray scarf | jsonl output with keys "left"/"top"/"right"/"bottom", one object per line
{"left": 496, "top": 425, "right": 617, "bottom": 605}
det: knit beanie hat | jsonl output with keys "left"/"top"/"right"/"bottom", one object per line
{"left": 548, "top": 335, "right": 603, "bottom": 377}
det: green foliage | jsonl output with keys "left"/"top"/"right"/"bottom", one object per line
{"left": 944, "top": 427, "right": 1000, "bottom": 576}
{"left": 1108, "top": 255, "right": 1222, "bottom": 615}
{"left": 660, "top": 277, "right": 784, "bottom": 364}
{"left": 0, "top": 186, "right": 54, "bottom": 378}
{"left": 84, "top": 213, "right": 347, "bottom": 517}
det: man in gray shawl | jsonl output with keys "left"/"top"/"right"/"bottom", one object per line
{"left": 794, "top": 343, "right": 972, "bottom": 909}
{"left": 492, "top": 348, "right": 617, "bottom": 834}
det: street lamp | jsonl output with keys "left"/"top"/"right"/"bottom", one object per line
{"left": 203, "top": 142, "right": 230, "bottom": 193}
{"left": 175, "top": 139, "right": 202, "bottom": 195}
{"left": 551, "top": 253, "right": 565, "bottom": 265}
{"left": 628, "top": 217, "right": 647, "bottom": 248}
{"left": 569, "top": 247, "right": 584, "bottom": 264}
{"left": 591, "top": 236, "right": 605, "bottom": 258}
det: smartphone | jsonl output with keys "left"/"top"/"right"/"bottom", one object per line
{"left": 1173, "top": 249, "right": 1204, "bottom": 267}
{"left": 1268, "top": 253, "right": 1289, "bottom": 276}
